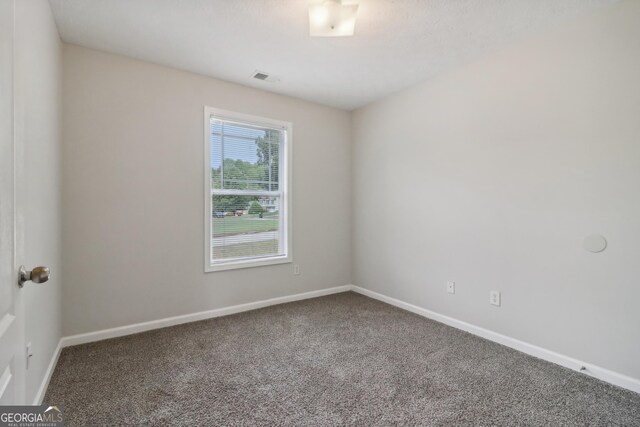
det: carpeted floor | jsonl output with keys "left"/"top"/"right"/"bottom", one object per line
{"left": 45, "top": 292, "right": 640, "bottom": 426}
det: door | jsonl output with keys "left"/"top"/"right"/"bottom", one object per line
{"left": 0, "top": 0, "right": 26, "bottom": 405}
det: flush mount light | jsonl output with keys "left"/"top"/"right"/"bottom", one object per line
{"left": 309, "top": 0, "right": 359, "bottom": 37}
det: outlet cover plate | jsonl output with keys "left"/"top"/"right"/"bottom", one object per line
{"left": 490, "top": 291, "right": 501, "bottom": 306}
{"left": 447, "top": 281, "right": 455, "bottom": 294}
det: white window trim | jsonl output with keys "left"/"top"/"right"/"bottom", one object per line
{"left": 203, "top": 106, "right": 293, "bottom": 272}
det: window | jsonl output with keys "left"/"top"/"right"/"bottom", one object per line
{"left": 204, "top": 107, "right": 292, "bottom": 272}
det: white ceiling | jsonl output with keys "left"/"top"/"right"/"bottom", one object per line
{"left": 49, "top": 0, "right": 619, "bottom": 110}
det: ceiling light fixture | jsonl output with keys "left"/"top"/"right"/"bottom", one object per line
{"left": 309, "top": 0, "right": 359, "bottom": 37}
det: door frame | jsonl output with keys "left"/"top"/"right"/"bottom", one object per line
{"left": 0, "top": 0, "right": 26, "bottom": 405}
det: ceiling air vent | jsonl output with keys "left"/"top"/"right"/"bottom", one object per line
{"left": 251, "top": 70, "right": 279, "bottom": 83}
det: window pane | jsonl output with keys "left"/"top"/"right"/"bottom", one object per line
{"left": 211, "top": 194, "right": 282, "bottom": 261}
{"left": 210, "top": 131, "right": 222, "bottom": 189}
{"left": 210, "top": 119, "right": 281, "bottom": 192}
{"left": 268, "top": 139, "right": 279, "bottom": 192}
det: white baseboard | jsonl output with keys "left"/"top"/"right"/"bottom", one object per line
{"left": 36, "top": 285, "right": 351, "bottom": 403}
{"left": 350, "top": 285, "right": 640, "bottom": 395}
{"left": 60, "top": 285, "right": 352, "bottom": 348}
{"left": 33, "top": 339, "right": 62, "bottom": 405}
{"left": 37, "top": 283, "right": 638, "bottom": 401}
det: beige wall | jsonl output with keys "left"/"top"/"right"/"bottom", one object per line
{"left": 352, "top": 1, "right": 640, "bottom": 379}
{"left": 58, "top": 0, "right": 639, "bottom": 384}
{"left": 61, "top": 45, "right": 352, "bottom": 336}
{"left": 15, "top": 0, "right": 63, "bottom": 403}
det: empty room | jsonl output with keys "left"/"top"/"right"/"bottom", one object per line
{"left": 1, "top": 0, "right": 639, "bottom": 425}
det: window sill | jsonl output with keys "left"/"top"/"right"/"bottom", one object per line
{"left": 205, "top": 255, "right": 292, "bottom": 273}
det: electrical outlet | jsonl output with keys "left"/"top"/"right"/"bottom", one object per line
{"left": 446, "top": 281, "right": 455, "bottom": 294}
{"left": 293, "top": 264, "right": 300, "bottom": 275}
{"left": 26, "top": 342, "right": 33, "bottom": 370}
{"left": 490, "top": 291, "right": 501, "bottom": 306}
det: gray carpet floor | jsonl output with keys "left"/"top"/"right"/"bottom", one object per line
{"left": 45, "top": 292, "right": 640, "bottom": 426}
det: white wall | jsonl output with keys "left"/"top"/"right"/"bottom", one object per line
{"left": 14, "top": 0, "right": 63, "bottom": 403}
{"left": 352, "top": 0, "right": 640, "bottom": 380}
{"left": 61, "top": 45, "right": 352, "bottom": 336}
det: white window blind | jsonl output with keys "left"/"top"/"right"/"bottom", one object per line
{"left": 205, "top": 107, "right": 291, "bottom": 271}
